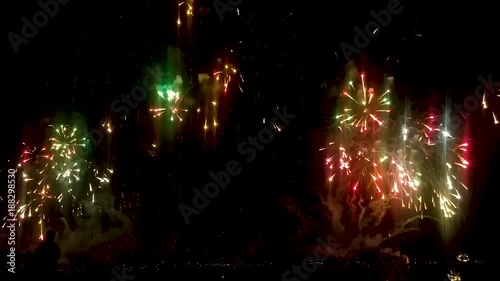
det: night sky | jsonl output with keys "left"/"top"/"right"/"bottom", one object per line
{"left": 3, "top": 0, "right": 499, "bottom": 260}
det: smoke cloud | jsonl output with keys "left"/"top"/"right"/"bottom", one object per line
{"left": 56, "top": 201, "right": 133, "bottom": 261}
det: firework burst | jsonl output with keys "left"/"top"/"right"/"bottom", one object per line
{"left": 336, "top": 73, "right": 391, "bottom": 132}
{"left": 6, "top": 144, "right": 54, "bottom": 239}
{"left": 321, "top": 73, "right": 470, "bottom": 223}
{"left": 403, "top": 113, "right": 470, "bottom": 218}
{"left": 48, "top": 124, "right": 88, "bottom": 195}
{"left": 7, "top": 124, "right": 114, "bottom": 240}
{"left": 150, "top": 85, "right": 189, "bottom": 123}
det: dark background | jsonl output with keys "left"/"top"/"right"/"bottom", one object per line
{"left": 2, "top": 0, "right": 499, "bottom": 261}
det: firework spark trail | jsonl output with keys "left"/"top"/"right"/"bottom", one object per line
{"left": 162, "top": 9, "right": 244, "bottom": 137}
{"left": 148, "top": 72, "right": 193, "bottom": 146}
{"left": 321, "top": 73, "right": 394, "bottom": 202}
{"left": 87, "top": 164, "right": 114, "bottom": 205}
{"left": 48, "top": 124, "right": 87, "bottom": 195}
{"left": 407, "top": 114, "right": 470, "bottom": 218}
{"left": 213, "top": 57, "right": 243, "bottom": 95}
{"left": 49, "top": 124, "right": 114, "bottom": 207}
{"left": 101, "top": 118, "right": 113, "bottom": 134}
{"left": 321, "top": 114, "right": 470, "bottom": 219}
{"left": 4, "top": 143, "right": 53, "bottom": 239}
{"left": 336, "top": 73, "right": 391, "bottom": 133}
{"left": 5, "top": 125, "right": 114, "bottom": 240}
{"left": 177, "top": 0, "right": 194, "bottom": 28}
{"left": 481, "top": 88, "right": 500, "bottom": 125}
{"left": 202, "top": 56, "right": 243, "bottom": 133}
{"left": 320, "top": 72, "right": 470, "bottom": 246}
{"left": 150, "top": 85, "right": 189, "bottom": 123}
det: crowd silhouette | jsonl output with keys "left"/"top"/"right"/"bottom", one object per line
{"left": 24, "top": 229, "right": 61, "bottom": 279}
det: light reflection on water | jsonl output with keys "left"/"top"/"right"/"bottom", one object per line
{"left": 287, "top": 265, "right": 483, "bottom": 281}
{"left": 16, "top": 262, "right": 487, "bottom": 281}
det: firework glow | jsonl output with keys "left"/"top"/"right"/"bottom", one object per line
{"left": 177, "top": 0, "right": 194, "bottom": 29}
{"left": 148, "top": 58, "right": 196, "bottom": 142}
{"left": 481, "top": 88, "right": 500, "bottom": 125}
{"left": 149, "top": 2, "right": 244, "bottom": 144}
{"left": 336, "top": 74, "right": 391, "bottom": 133}
{"left": 201, "top": 56, "right": 243, "bottom": 133}
{"left": 320, "top": 70, "right": 471, "bottom": 251}
{"left": 4, "top": 124, "right": 113, "bottom": 240}
{"left": 150, "top": 84, "right": 189, "bottom": 123}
